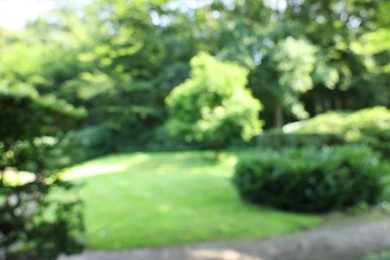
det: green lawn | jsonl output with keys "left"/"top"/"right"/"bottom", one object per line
{"left": 63, "top": 151, "right": 322, "bottom": 249}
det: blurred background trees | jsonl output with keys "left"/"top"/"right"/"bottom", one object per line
{"left": 1, "top": 0, "right": 387, "bottom": 153}
{"left": 0, "top": 0, "right": 389, "bottom": 256}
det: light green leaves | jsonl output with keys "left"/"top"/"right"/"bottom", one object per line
{"left": 166, "top": 52, "right": 263, "bottom": 147}
{"left": 270, "top": 37, "right": 317, "bottom": 119}
{"left": 274, "top": 37, "right": 317, "bottom": 94}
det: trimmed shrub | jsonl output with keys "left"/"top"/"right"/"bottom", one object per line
{"left": 286, "top": 107, "right": 390, "bottom": 158}
{"left": 233, "top": 145, "right": 389, "bottom": 213}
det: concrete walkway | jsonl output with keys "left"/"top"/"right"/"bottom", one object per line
{"left": 60, "top": 215, "right": 390, "bottom": 260}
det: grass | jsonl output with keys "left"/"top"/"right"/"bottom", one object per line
{"left": 63, "top": 150, "right": 323, "bottom": 250}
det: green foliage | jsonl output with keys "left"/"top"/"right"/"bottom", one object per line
{"left": 69, "top": 125, "right": 117, "bottom": 160}
{"left": 129, "top": 126, "right": 204, "bottom": 152}
{"left": 70, "top": 124, "right": 202, "bottom": 159}
{"left": 272, "top": 37, "right": 318, "bottom": 119}
{"left": 0, "top": 81, "right": 85, "bottom": 143}
{"left": 0, "top": 141, "right": 85, "bottom": 259}
{"left": 256, "top": 132, "right": 344, "bottom": 150}
{"left": 253, "top": 0, "right": 388, "bottom": 125}
{"left": 166, "top": 52, "right": 263, "bottom": 151}
{"left": 0, "top": 0, "right": 388, "bottom": 251}
{"left": 233, "top": 145, "right": 389, "bottom": 213}
{"left": 1, "top": 0, "right": 388, "bottom": 151}
{"left": 249, "top": 36, "right": 336, "bottom": 128}
{"left": 0, "top": 0, "right": 389, "bottom": 147}
{"left": 285, "top": 111, "right": 349, "bottom": 135}
{"left": 287, "top": 107, "right": 390, "bottom": 158}
{"left": 0, "top": 83, "right": 85, "bottom": 258}
{"left": 358, "top": 1, "right": 390, "bottom": 73}
{"left": 63, "top": 151, "right": 321, "bottom": 249}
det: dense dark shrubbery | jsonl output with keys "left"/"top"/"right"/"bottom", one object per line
{"left": 256, "top": 131, "right": 344, "bottom": 150}
{"left": 71, "top": 125, "right": 209, "bottom": 161}
{"left": 287, "top": 107, "right": 390, "bottom": 158}
{"left": 0, "top": 137, "right": 85, "bottom": 260}
{"left": 70, "top": 125, "right": 117, "bottom": 160}
{"left": 128, "top": 126, "right": 204, "bottom": 152}
{"left": 233, "top": 145, "right": 389, "bottom": 213}
{"left": 0, "top": 86, "right": 85, "bottom": 259}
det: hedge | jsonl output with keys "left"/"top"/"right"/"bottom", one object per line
{"left": 233, "top": 145, "right": 389, "bottom": 213}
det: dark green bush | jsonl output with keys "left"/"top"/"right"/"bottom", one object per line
{"left": 0, "top": 84, "right": 85, "bottom": 259}
{"left": 73, "top": 125, "right": 117, "bottom": 159}
{"left": 72, "top": 125, "right": 205, "bottom": 159}
{"left": 130, "top": 126, "right": 204, "bottom": 152}
{"left": 256, "top": 132, "right": 344, "bottom": 149}
{"left": 287, "top": 107, "right": 390, "bottom": 158}
{"left": 233, "top": 145, "right": 389, "bottom": 213}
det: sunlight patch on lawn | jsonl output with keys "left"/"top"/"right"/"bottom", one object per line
{"left": 63, "top": 153, "right": 151, "bottom": 180}
{"left": 63, "top": 163, "right": 127, "bottom": 179}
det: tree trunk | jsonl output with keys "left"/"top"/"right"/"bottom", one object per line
{"left": 275, "top": 105, "right": 284, "bottom": 129}
{"left": 214, "top": 141, "right": 223, "bottom": 161}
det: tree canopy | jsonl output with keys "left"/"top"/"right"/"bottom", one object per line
{"left": 166, "top": 52, "right": 263, "bottom": 153}
{"left": 0, "top": 0, "right": 387, "bottom": 145}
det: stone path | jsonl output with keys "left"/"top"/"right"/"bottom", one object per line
{"left": 60, "top": 215, "right": 390, "bottom": 260}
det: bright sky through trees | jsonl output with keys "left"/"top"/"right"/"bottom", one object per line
{"left": 0, "top": 0, "right": 90, "bottom": 29}
{"left": 0, "top": 0, "right": 287, "bottom": 29}
{"left": 0, "top": 0, "right": 56, "bottom": 29}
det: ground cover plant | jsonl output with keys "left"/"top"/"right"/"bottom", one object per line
{"left": 63, "top": 151, "right": 322, "bottom": 249}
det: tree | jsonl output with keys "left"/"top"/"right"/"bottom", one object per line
{"left": 50, "top": 0, "right": 195, "bottom": 152}
{"left": 165, "top": 52, "right": 263, "bottom": 158}
{"left": 277, "top": 0, "right": 387, "bottom": 112}
{"left": 242, "top": 0, "right": 387, "bottom": 128}
{"left": 1, "top": 0, "right": 387, "bottom": 149}
{"left": 0, "top": 81, "right": 85, "bottom": 259}
{"left": 355, "top": 1, "right": 390, "bottom": 106}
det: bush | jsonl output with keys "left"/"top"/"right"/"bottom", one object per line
{"left": 233, "top": 145, "right": 389, "bottom": 213}
{"left": 256, "top": 131, "right": 344, "bottom": 150}
{"left": 0, "top": 85, "right": 85, "bottom": 259}
{"left": 72, "top": 124, "right": 208, "bottom": 159}
{"left": 126, "top": 126, "right": 201, "bottom": 152}
{"left": 286, "top": 107, "right": 390, "bottom": 158}
{"left": 72, "top": 125, "right": 117, "bottom": 159}
{"left": 0, "top": 137, "right": 84, "bottom": 259}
